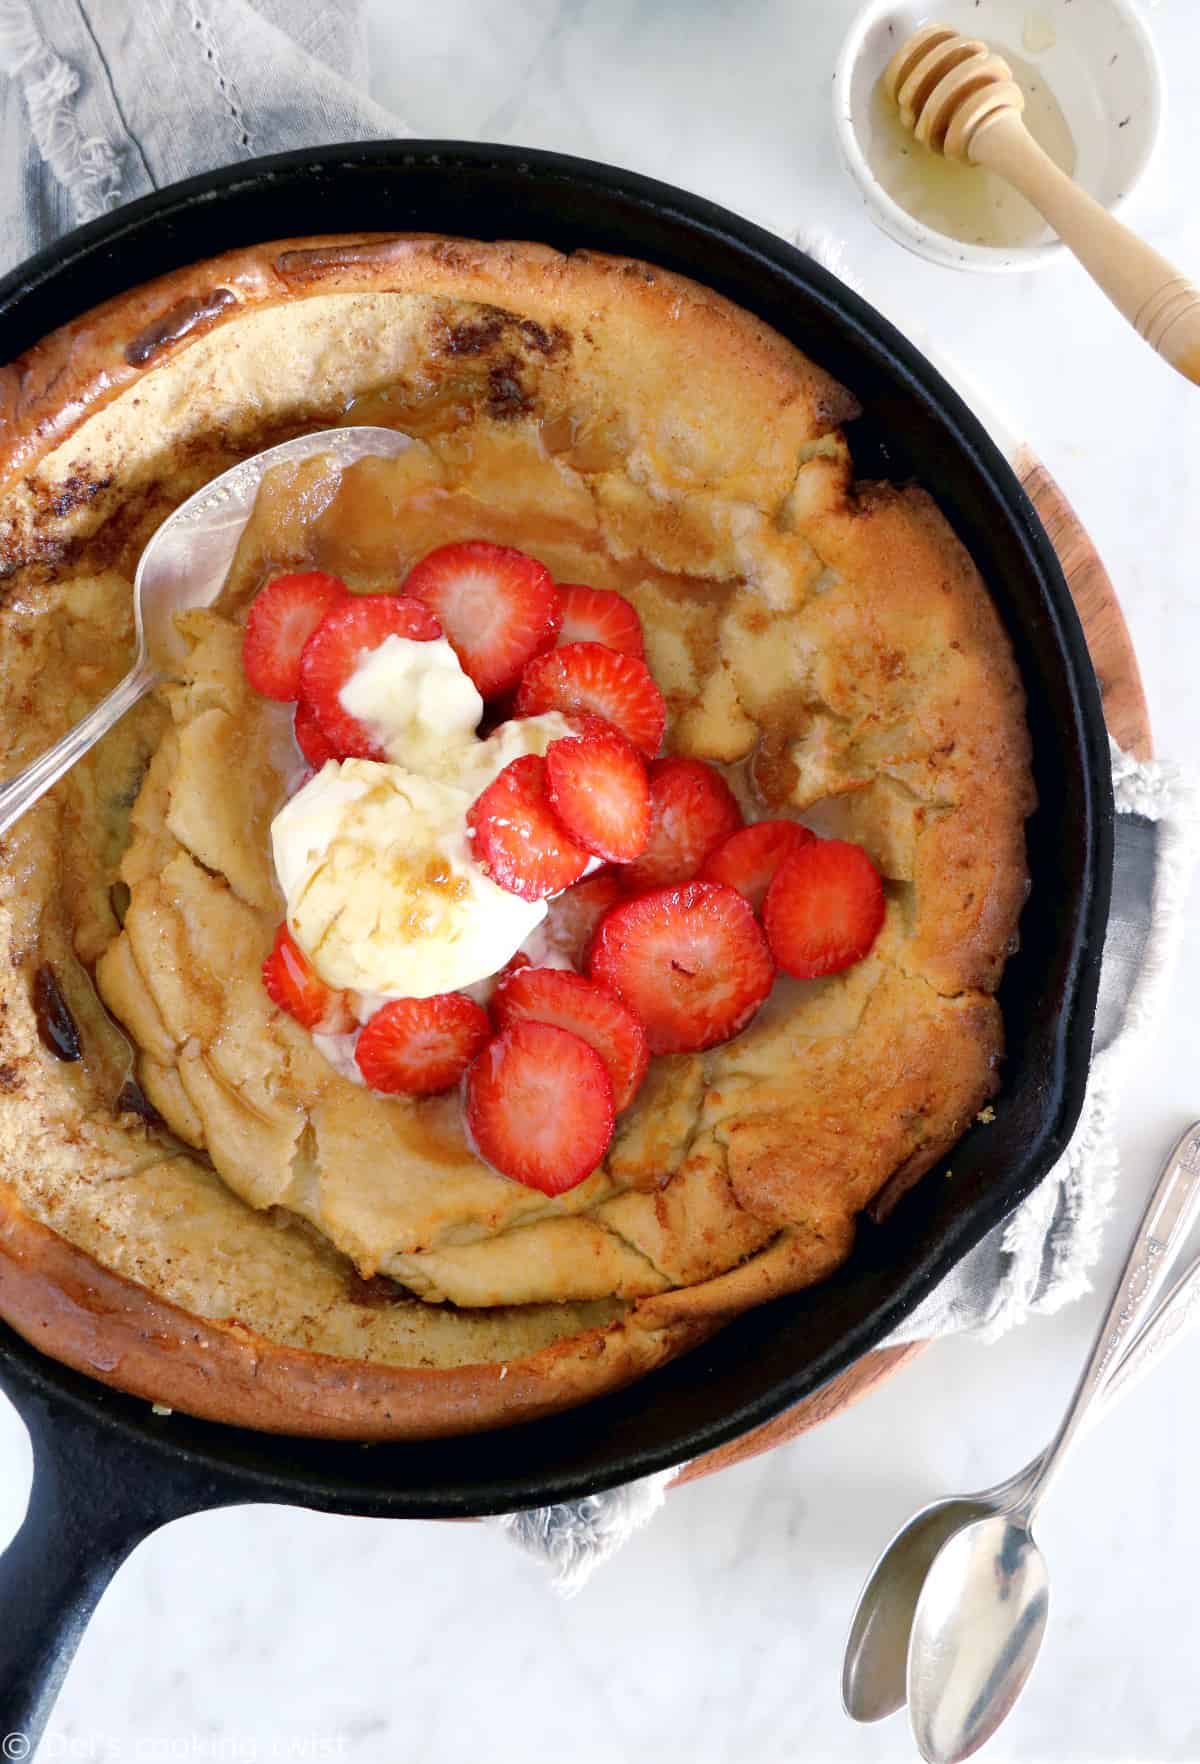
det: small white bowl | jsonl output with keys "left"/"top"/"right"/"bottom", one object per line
{"left": 833, "top": 0, "right": 1164, "bottom": 272}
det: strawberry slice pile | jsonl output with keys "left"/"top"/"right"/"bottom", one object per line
{"left": 243, "top": 571, "right": 348, "bottom": 701}
{"left": 241, "top": 545, "right": 652, "bottom": 776}
{"left": 300, "top": 595, "right": 443, "bottom": 759}
{"left": 516, "top": 642, "right": 665, "bottom": 756}
{"left": 404, "top": 540, "right": 562, "bottom": 697}
{"left": 241, "top": 567, "right": 441, "bottom": 765}
{"left": 245, "top": 536, "right": 888, "bottom": 1198}
{"left": 466, "top": 635, "right": 667, "bottom": 904}
{"left": 492, "top": 965, "right": 649, "bottom": 1111}
{"left": 467, "top": 754, "right": 593, "bottom": 902}
{"left": 623, "top": 756, "right": 744, "bottom": 890}
{"left": 702, "top": 819, "right": 814, "bottom": 914}
{"left": 468, "top": 720, "right": 656, "bottom": 900}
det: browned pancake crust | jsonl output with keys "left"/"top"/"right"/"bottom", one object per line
{"left": 0, "top": 235, "right": 1033, "bottom": 1435}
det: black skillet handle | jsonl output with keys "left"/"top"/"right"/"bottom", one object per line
{"left": 0, "top": 1384, "right": 239, "bottom": 1750}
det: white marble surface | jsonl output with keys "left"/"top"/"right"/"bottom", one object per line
{"left": 5, "top": 0, "right": 1200, "bottom": 1757}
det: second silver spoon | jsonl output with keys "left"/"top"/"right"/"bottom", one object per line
{"left": 906, "top": 1120, "right": 1200, "bottom": 1762}
{"left": 843, "top": 1228, "right": 1200, "bottom": 1723}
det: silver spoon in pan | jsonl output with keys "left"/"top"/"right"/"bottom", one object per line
{"left": 0, "top": 425, "right": 415, "bottom": 838}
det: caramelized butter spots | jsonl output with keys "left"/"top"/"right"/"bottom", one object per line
{"left": 33, "top": 963, "right": 82, "bottom": 1062}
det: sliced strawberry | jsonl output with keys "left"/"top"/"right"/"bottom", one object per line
{"left": 293, "top": 699, "right": 337, "bottom": 770}
{"left": 701, "top": 819, "right": 815, "bottom": 914}
{"left": 242, "top": 571, "right": 348, "bottom": 701}
{"left": 467, "top": 753, "right": 590, "bottom": 901}
{"left": 354, "top": 993, "right": 490, "bottom": 1095}
{"left": 539, "top": 870, "right": 627, "bottom": 968}
{"left": 621, "top": 756, "right": 743, "bottom": 891}
{"left": 588, "top": 881, "right": 773, "bottom": 1054}
{"left": 557, "top": 584, "right": 645, "bottom": 658}
{"left": 515, "top": 642, "right": 665, "bottom": 756}
{"left": 492, "top": 966, "right": 648, "bottom": 1111}
{"left": 298, "top": 595, "right": 441, "bottom": 760}
{"left": 544, "top": 725, "right": 650, "bottom": 863}
{"left": 466, "top": 1019, "right": 614, "bottom": 1193}
{"left": 404, "top": 540, "right": 561, "bottom": 698}
{"left": 262, "top": 924, "right": 354, "bottom": 1033}
{"left": 764, "top": 838, "right": 885, "bottom": 978}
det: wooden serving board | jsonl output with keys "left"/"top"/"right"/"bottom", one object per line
{"left": 677, "top": 452, "right": 1152, "bottom": 1490}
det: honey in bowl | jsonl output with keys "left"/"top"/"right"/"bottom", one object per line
{"left": 866, "top": 45, "right": 1075, "bottom": 250}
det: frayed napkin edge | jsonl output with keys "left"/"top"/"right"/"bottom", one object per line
{"left": 0, "top": 0, "right": 122, "bottom": 223}
{"left": 497, "top": 1473, "right": 672, "bottom": 1596}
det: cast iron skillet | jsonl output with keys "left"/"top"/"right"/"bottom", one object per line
{"left": 0, "top": 142, "right": 1112, "bottom": 1742}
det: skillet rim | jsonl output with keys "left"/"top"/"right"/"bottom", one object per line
{"left": 0, "top": 140, "right": 1114, "bottom": 1515}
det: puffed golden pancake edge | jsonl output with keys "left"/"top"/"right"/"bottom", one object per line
{"left": 0, "top": 236, "right": 1033, "bottom": 1435}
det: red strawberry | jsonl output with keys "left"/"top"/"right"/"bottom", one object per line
{"left": 557, "top": 584, "right": 645, "bottom": 658}
{"left": 467, "top": 754, "right": 590, "bottom": 901}
{"left": 298, "top": 595, "right": 442, "bottom": 760}
{"left": 701, "top": 819, "right": 815, "bottom": 914}
{"left": 515, "top": 642, "right": 666, "bottom": 756}
{"left": 545, "top": 725, "right": 650, "bottom": 862}
{"left": 262, "top": 924, "right": 354, "bottom": 1034}
{"left": 354, "top": 992, "right": 491, "bottom": 1095}
{"left": 466, "top": 1019, "right": 614, "bottom": 1194}
{"left": 404, "top": 540, "right": 561, "bottom": 698}
{"left": 492, "top": 966, "right": 648, "bottom": 1111}
{"left": 621, "top": 756, "right": 743, "bottom": 891}
{"left": 293, "top": 699, "right": 337, "bottom": 770}
{"left": 539, "top": 870, "right": 626, "bottom": 967}
{"left": 242, "top": 571, "right": 348, "bottom": 700}
{"left": 588, "top": 881, "right": 773, "bottom": 1054}
{"left": 763, "top": 838, "right": 885, "bottom": 978}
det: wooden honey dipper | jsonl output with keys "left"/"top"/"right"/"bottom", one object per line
{"left": 884, "top": 24, "right": 1200, "bottom": 386}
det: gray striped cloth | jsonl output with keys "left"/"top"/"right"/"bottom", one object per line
{"left": 3, "top": 0, "right": 1195, "bottom": 1589}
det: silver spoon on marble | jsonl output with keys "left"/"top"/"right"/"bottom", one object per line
{"left": 0, "top": 425, "right": 414, "bottom": 838}
{"left": 904, "top": 1120, "right": 1200, "bottom": 1763}
{"left": 843, "top": 1214, "right": 1200, "bottom": 1725}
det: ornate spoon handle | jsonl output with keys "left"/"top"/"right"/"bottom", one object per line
{"left": 1020, "top": 1121, "right": 1200, "bottom": 1518}
{"left": 992, "top": 1248, "right": 1200, "bottom": 1511}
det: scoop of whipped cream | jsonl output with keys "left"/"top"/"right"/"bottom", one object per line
{"left": 270, "top": 635, "right": 573, "bottom": 999}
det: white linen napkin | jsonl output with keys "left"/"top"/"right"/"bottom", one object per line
{"left": 4, "top": 0, "right": 1196, "bottom": 1593}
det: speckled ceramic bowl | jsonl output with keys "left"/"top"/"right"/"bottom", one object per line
{"left": 834, "top": 0, "right": 1164, "bottom": 271}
